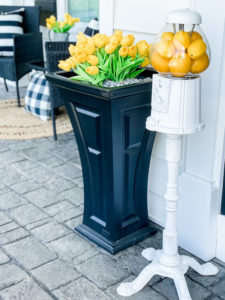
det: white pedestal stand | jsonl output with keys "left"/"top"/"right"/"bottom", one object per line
{"left": 117, "top": 75, "right": 219, "bottom": 300}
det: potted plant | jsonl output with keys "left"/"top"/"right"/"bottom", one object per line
{"left": 46, "top": 31, "right": 157, "bottom": 254}
{"left": 46, "top": 14, "right": 80, "bottom": 41}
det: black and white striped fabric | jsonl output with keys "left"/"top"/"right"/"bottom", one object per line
{"left": 0, "top": 8, "right": 24, "bottom": 56}
{"left": 84, "top": 18, "right": 99, "bottom": 37}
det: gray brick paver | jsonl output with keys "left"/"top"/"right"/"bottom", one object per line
{"left": 0, "top": 249, "right": 10, "bottom": 264}
{"left": 57, "top": 186, "right": 84, "bottom": 207}
{"left": 31, "top": 221, "right": 70, "bottom": 243}
{"left": 3, "top": 236, "right": 57, "bottom": 270}
{"left": 8, "top": 203, "right": 48, "bottom": 226}
{"left": 31, "top": 259, "right": 80, "bottom": 291}
{"left": 0, "top": 227, "right": 29, "bottom": 246}
{"left": 0, "top": 191, "right": 27, "bottom": 210}
{"left": 76, "top": 254, "right": 130, "bottom": 289}
{"left": 0, "top": 263, "right": 27, "bottom": 290}
{"left": 24, "top": 187, "right": 58, "bottom": 208}
{"left": 0, "top": 278, "right": 54, "bottom": 300}
{"left": 53, "top": 277, "right": 110, "bottom": 300}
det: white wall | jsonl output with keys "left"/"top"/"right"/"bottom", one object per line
{"left": 100, "top": 0, "right": 225, "bottom": 261}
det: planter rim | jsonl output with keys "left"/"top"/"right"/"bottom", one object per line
{"left": 46, "top": 70, "right": 153, "bottom": 100}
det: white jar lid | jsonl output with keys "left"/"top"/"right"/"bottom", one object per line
{"left": 166, "top": 9, "right": 202, "bottom": 25}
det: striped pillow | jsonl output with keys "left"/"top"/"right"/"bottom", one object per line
{"left": 0, "top": 8, "right": 24, "bottom": 57}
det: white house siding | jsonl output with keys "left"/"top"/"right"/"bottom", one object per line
{"left": 99, "top": 0, "right": 225, "bottom": 261}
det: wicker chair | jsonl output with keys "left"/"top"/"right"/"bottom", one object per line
{"left": 0, "top": 6, "right": 43, "bottom": 107}
{"left": 45, "top": 41, "right": 75, "bottom": 140}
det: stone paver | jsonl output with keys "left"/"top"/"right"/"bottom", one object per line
{"left": 31, "top": 259, "right": 79, "bottom": 291}
{"left": 0, "top": 84, "right": 224, "bottom": 299}
{"left": 4, "top": 236, "right": 57, "bottom": 270}
{"left": 31, "top": 221, "right": 70, "bottom": 243}
{"left": 0, "top": 263, "right": 27, "bottom": 290}
{"left": 8, "top": 203, "right": 48, "bottom": 226}
{"left": 76, "top": 254, "right": 130, "bottom": 289}
{"left": 0, "top": 191, "right": 27, "bottom": 210}
{"left": 53, "top": 277, "right": 110, "bottom": 300}
{"left": 153, "top": 277, "right": 212, "bottom": 300}
{"left": 0, "top": 278, "right": 53, "bottom": 300}
{"left": 0, "top": 250, "right": 10, "bottom": 264}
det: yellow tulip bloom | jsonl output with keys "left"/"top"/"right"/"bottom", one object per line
{"left": 136, "top": 40, "right": 149, "bottom": 57}
{"left": 58, "top": 60, "right": 72, "bottom": 71}
{"left": 128, "top": 45, "right": 137, "bottom": 57}
{"left": 120, "top": 34, "right": 134, "bottom": 47}
{"left": 105, "top": 43, "right": 117, "bottom": 54}
{"left": 75, "top": 53, "right": 87, "bottom": 63}
{"left": 86, "top": 66, "right": 99, "bottom": 76}
{"left": 73, "top": 17, "right": 80, "bottom": 23}
{"left": 93, "top": 34, "right": 106, "bottom": 48}
{"left": 119, "top": 46, "right": 128, "bottom": 57}
{"left": 50, "top": 15, "right": 56, "bottom": 22}
{"left": 84, "top": 42, "right": 96, "bottom": 55}
{"left": 109, "top": 35, "right": 119, "bottom": 47}
{"left": 68, "top": 44, "right": 76, "bottom": 56}
{"left": 77, "top": 32, "right": 88, "bottom": 45}
{"left": 140, "top": 57, "right": 150, "bottom": 67}
{"left": 67, "top": 56, "right": 76, "bottom": 68}
{"left": 114, "top": 30, "right": 122, "bottom": 42}
{"left": 46, "top": 23, "right": 53, "bottom": 30}
{"left": 87, "top": 55, "right": 99, "bottom": 66}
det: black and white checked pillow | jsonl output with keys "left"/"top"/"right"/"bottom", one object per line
{"left": 25, "top": 70, "right": 51, "bottom": 121}
{"left": 84, "top": 18, "right": 99, "bottom": 37}
{"left": 0, "top": 8, "right": 24, "bottom": 56}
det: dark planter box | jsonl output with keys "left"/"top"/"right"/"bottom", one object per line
{"left": 46, "top": 70, "right": 156, "bottom": 254}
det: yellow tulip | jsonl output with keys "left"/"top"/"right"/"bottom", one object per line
{"left": 103, "top": 34, "right": 110, "bottom": 45}
{"left": 86, "top": 66, "right": 99, "bottom": 76}
{"left": 68, "top": 44, "right": 76, "bottom": 56}
{"left": 136, "top": 40, "right": 149, "bottom": 57}
{"left": 67, "top": 57, "right": 76, "bottom": 68}
{"left": 75, "top": 53, "right": 87, "bottom": 63}
{"left": 46, "top": 18, "right": 55, "bottom": 26}
{"left": 87, "top": 55, "right": 99, "bottom": 66}
{"left": 46, "top": 23, "right": 53, "bottom": 30}
{"left": 74, "top": 46, "right": 86, "bottom": 57}
{"left": 84, "top": 42, "right": 96, "bottom": 55}
{"left": 73, "top": 17, "right": 80, "bottom": 23}
{"left": 50, "top": 15, "right": 56, "bottom": 22}
{"left": 77, "top": 32, "right": 88, "bottom": 45}
{"left": 120, "top": 34, "right": 134, "bottom": 47}
{"left": 128, "top": 45, "right": 137, "bottom": 57}
{"left": 93, "top": 34, "right": 106, "bottom": 48}
{"left": 109, "top": 35, "right": 119, "bottom": 47}
{"left": 114, "top": 30, "right": 122, "bottom": 42}
{"left": 119, "top": 46, "right": 128, "bottom": 57}
{"left": 58, "top": 60, "right": 72, "bottom": 71}
{"left": 105, "top": 43, "right": 117, "bottom": 54}
{"left": 140, "top": 57, "right": 150, "bottom": 67}
{"left": 148, "top": 43, "right": 152, "bottom": 55}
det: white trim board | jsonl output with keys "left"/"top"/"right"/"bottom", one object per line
{"left": 216, "top": 214, "right": 225, "bottom": 262}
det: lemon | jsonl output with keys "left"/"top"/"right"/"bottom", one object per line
{"left": 191, "top": 53, "right": 209, "bottom": 74}
{"left": 161, "top": 32, "right": 174, "bottom": 41}
{"left": 173, "top": 31, "right": 190, "bottom": 51}
{"left": 189, "top": 31, "right": 203, "bottom": 43}
{"left": 187, "top": 39, "right": 207, "bottom": 59}
{"left": 156, "top": 39, "right": 175, "bottom": 59}
{"left": 169, "top": 52, "right": 191, "bottom": 77}
{"left": 151, "top": 51, "right": 169, "bottom": 73}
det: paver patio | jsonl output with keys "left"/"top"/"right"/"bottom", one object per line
{"left": 0, "top": 82, "right": 224, "bottom": 299}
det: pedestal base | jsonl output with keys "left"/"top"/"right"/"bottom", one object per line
{"left": 117, "top": 248, "right": 218, "bottom": 299}
{"left": 76, "top": 223, "right": 156, "bottom": 255}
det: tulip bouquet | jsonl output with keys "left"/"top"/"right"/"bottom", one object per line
{"left": 58, "top": 31, "right": 151, "bottom": 86}
{"left": 46, "top": 14, "right": 80, "bottom": 33}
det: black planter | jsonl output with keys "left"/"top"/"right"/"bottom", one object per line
{"left": 46, "top": 70, "right": 157, "bottom": 254}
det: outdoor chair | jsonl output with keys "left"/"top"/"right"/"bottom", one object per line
{"left": 45, "top": 41, "right": 75, "bottom": 140}
{"left": 0, "top": 6, "right": 43, "bottom": 107}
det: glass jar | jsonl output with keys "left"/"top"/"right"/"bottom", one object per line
{"left": 150, "top": 9, "right": 211, "bottom": 78}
